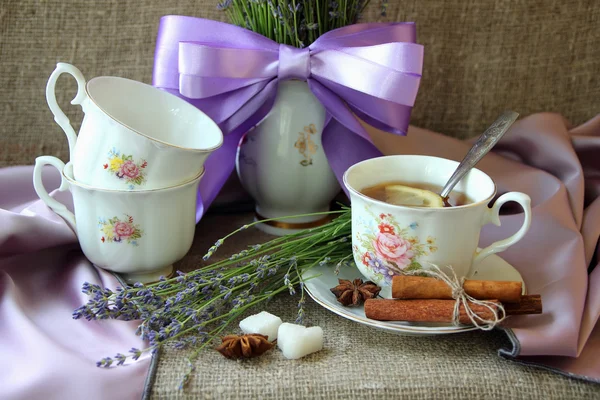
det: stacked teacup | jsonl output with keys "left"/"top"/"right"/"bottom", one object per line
{"left": 33, "top": 63, "right": 223, "bottom": 284}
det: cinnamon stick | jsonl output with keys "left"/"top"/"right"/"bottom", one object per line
{"left": 391, "top": 276, "right": 523, "bottom": 303}
{"left": 364, "top": 295, "right": 542, "bottom": 324}
{"left": 364, "top": 299, "right": 500, "bottom": 324}
{"left": 502, "top": 295, "right": 543, "bottom": 315}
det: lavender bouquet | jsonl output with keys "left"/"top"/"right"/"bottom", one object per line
{"left": 218, "top": 0, "right": 376, "bottom": 48}
{"left": 76, "top": 208, "right": 353, "bottom": 388}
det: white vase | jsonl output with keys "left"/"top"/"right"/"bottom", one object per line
{"left": 236, "top": 80, "right": 341, "bottom": 236}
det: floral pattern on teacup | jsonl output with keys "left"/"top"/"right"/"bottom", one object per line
{"left": 103, "top": 148, "right": 147, "bottom": 189}
{"left": 355, "top": 208, "right": 438, "bottom": 283}
{"left": 99, "top": 215, "right": 143, "bottom": 246}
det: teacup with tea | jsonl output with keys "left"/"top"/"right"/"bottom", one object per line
{"left": 343, "top": 155, "right": 532, "bottom": 285}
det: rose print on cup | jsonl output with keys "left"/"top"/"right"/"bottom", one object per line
{"left": 98, "top": 214, "right": 143, "bottom": 246}
{"left": 103, "top": 148, "right": 147, "bottom": 189}
{"left": 355, "top": 208, "right": 437, "bottom": 283}
{"left": 373, "top": 232, "right": 415, "bottom": 270}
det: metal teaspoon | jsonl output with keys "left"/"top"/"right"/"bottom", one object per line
{"left": 439, "top": 110, "right": 520, "bottom": 205}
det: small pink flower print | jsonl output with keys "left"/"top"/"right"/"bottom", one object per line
{"left": 373, "top": 232, "right": 414, "bottom": 269}
{"left": 378, "top": 222, "right": 395, "bottom": 235}
{"left": 379, "top": 213, "right": 386, "bottom": 219}
{"left": 99, "top": 215, "right": 142, "bottom": 246}
{"left": 105, "top": 149, "right": 147, "bottom": 188}
{"left": 114, "top": 221, "right": 135, "bottom": 239}
{"left": 120, "top": 160, "right": 140, "bottom": 179}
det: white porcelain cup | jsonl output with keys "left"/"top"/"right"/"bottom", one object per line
{"left": 33, "top": 155, "right": 203, "bottom": 284}
{"left": 343, "top": 155, "right": 532, "bottom": 286}
{"left": 46, "top": 62, "right": 223, "bottom": 190}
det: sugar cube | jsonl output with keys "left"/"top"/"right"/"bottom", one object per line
{"left": 239, "top": 311, "right": 283, "bottom": 341}
{"left": 277, "top": 323, "right": 323, "bottom": 359}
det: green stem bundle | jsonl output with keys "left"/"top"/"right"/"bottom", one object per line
{"left": 218, "top": 0, "right": 371, "bottom": 47}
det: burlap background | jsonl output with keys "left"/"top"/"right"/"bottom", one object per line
{"left": 150, "top": 212, "right": 600, "bottom": 399}
{"left": 1, "top": 0, "right": 599, "bottom": 167}
{"left": 2, "top": 0, "right": 600, "bottom": 397}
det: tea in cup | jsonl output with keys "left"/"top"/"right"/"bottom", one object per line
{"left": 343, "top": 155, "right": 532, "bottom": 285}
{"left": 33, "top": 156, "right": 203, "bottom": 283}
{"left": 46, "top": 62, "right": 223, "bottom": 190}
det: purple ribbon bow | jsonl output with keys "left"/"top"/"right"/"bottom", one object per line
{"left": 152, "top": 16, "right": 424, "bottom": 221}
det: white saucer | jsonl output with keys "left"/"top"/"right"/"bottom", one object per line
{"left": 302, "top": 253, "right": 525, "bottom": 336}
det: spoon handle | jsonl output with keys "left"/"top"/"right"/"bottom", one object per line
{"left": 439, "top": 110, "right": 519, "bottom": 199}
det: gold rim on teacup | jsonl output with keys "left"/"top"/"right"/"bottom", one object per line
{"left": 85, "top": 76, "right": 223, "bottom": 153}
{"left": 62, "top": 161, "right": 205, "bottom": 192}
{"left": 343, "top": 154, "right": 498, "bottom": 212}
{"left": 254, "top": 212, "right": 333, "bottom": 230}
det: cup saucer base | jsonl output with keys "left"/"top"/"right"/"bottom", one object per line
{"left": 302, "top": 252, "right": 525, "bottom": 336}
{"left": 105, "top": 264, "right": 174, "bottom": 285}
{"left": 252, "top": 212, "right": 333, "bottom": 236}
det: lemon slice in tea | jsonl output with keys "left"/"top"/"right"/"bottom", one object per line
{"left": 384, "top": 184, "right": 444, "bottom": 207}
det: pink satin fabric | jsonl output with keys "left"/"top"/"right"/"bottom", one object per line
{"left": 370, "top": 112, "right": 600, "bottom": 380}
{"left": 0, "top": 166, "right": 150, "bottom": 400}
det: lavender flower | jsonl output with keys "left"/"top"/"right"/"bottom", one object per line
{"left": 217, "top": 0, "right": 233, "bottom": 10}
{"left": 334, "top": 261, "right": 342, "bottom": 275}
{"left": 287, "top": 2, "right": 302, "bottom": 12}
{"left": 203, "top": 240, "right": 223, "bottom": 261}
{"left": 319, "top": 257, "right": 332, "bottom": 266}
{"left": 115, "top": 353, "right": 127, "bottom": 366}
{"left": 97, "top": 357, "right": 113, "bottom": 368}
{"left": 380, "top": 0, "right": 388, "bottom": 16}
{"left": 295, "top": 307, "right": 305, "bottom": 324}
{"left": 129, "top": 348, "right": 143, "bottom": 361}
{"left": 81, "top": 282, "right": 101, "bottom": 295}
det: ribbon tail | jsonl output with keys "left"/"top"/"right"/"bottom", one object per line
{"left": 308, "top": 80, "right": 371, "bottom": 141}
{"left": 322, "top": 118, "right": 382, "bottom": 198}
{"left": 309, "top": 79, "right": 386, "bottom": 197}
{"left": 195, "top": 82, "right": 277, "bottom": 221}
{"left": 195, "top": 129, "right": 245, "bottom": 222}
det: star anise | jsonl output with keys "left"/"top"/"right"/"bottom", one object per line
{"left": 215, "top": 333, "right": 274, "bottom": 359}
{"left": 330, "top": 278, "right": 381, "bottom": 306}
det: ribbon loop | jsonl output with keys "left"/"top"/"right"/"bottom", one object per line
{"left": 152, "top": 16, "right": 424, "bottom": 219}
{"left": 278, "top": 44, "right": 310, "bottom": 81}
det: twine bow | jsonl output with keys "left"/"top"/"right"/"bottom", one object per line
{"left": 403, "top": 264, "right": 506, "bottom": 330}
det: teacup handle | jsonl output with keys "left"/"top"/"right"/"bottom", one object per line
{"left": 45, "top": 63, "right": 88, "bottom": 160}
{"left": 33, "top": 156, "right": 77, "bottom": 232}
{"left": 472, "top": 192, "right": 532, "bottom": 266}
